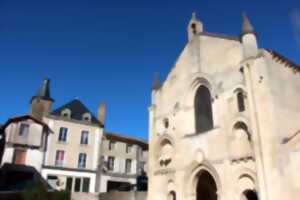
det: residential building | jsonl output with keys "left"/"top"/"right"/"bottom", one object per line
{"left": 41, "top": 99, "right": 104, "bottom": 193}
{"left": 1, "top": 115, "right": 52, "bottom": 171}
{"left": 99, "top": 132, "right": 148, "bottom": 193}
{"left": 148, "top": 13, "right": 300, "bottom": 200}
{"left": 0, "top": 124, "right": 5, "bottom": 164}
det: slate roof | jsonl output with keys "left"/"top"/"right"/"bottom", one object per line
{"left": 51, "top": 99, "right": 103, "bottom": 127}
{"left": 241, "top": 13, "right": 255, "bottom": 36}
{"left": 105, "top": 132, "right": 148, "bottom": 150}
{"left": 31, "top": 78, "right": 54, "bottom": 102}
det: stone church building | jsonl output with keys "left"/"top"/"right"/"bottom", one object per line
{"left": 148, "top": 13, "right": 300, "bottom": 200}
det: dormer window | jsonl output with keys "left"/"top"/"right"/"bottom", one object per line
{"left": 61, "top": 109, "right": 71, "bottom": 118}
{"left": 82, "top": 113, "right": 91, "bottom": 122}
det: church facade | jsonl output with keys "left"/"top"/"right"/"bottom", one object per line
{"left": 148, "top": 13, "right": 300, "bottom": 200}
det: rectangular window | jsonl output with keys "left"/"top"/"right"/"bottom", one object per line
{"left": 82, "top": 178, "right": 90, "bottom": 193}
{"left": 66, "top": 177, "right": 73, "bottom": 192}
{"left": 108, "top": 141, "right": 115, "bottom": 150}
{"left": 80, "top": 131, "right": 89, "bottom": 145}
{"left": 55, "top": 150, "right": 65, "bottom": 167}
{"left": 74, "top": 178, "right": 81, "bottom": 192}
{"left": 126, "top": 144, "right": 133, "bottom": 153}
{"left": 107, "top": 156, "right": 115, "bottom": 171}
{"left": 78, "top": 153, "right": 87, "bottom": 168}
{"left": 125, "top": 159, "right": 132, "bottom": 174}
{"left": 58, "top": 127, "right": 68, "bottom": 142}
{"left": 139, "top": 161, "right": 146, "bottom": 174}
{"left": 19, "top": 123, "right": 29, "bottom": 136}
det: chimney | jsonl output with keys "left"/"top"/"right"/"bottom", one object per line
{"left": 98, "top": 102, "right": 106, "bottom": 126}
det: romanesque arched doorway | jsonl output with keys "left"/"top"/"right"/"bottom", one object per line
{"left": 196, "top": 170, "right": 217, "bottom": 200}
{"left": 242, "top": 189, "right": 258, "bottom": 200}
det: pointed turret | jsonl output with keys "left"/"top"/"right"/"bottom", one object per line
{"left": 241, "top": 13, "right": 255, "bottom": 36}
{"left": 187, "top": 12, "right": 203, "bottom": 42}
{"left": 30, "top": 78, "right": 54, "bottom": 120}
{"left": 240, "top": 13, "right": 258, "bottom": 59}
{"left": 31, "top": 78, "right": 53, "bottom": 102}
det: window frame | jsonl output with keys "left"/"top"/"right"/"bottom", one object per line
{"left": 80, "top": 130, "right": 89, "bottom": 145}
{"left": 19, "top": 123, "right": 29, "bottom": 136}
{"left": 78, "top": 153, "right": 87, "bottom": 169}
{"left": 126, "top": 144, "right": 133, "bottom": 154}
{"left": 237, "top": 91, "right": 246, "bottom": 112}
{"left": 107, "top": 156, "right": 115, "bottom": 171}
{"left": 125, "top": 159, "right": 132, "bottom": 174}
{"left": 55, "top": 150, "right": 65, "bottom": 167}
{"left": 58, "top": 127, "right": 68, "bottom": 142}
{"left": 108, "top": 140, "right": 115, "bottom": 151}
{"left": 194, "top": 85, "right": 214, "bottom": 133}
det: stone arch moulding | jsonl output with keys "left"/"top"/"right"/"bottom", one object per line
{"left": 232, "top": 84, "right": 247, "bottom": 95}
{"left": 234, "top": 168, "right": 257, "bottom": 186}
{"left": 234, "top": 169, "right": 258, "bottom": 198}
{"left": 154, "top": 134, "right": 176, "bottom": 166}
{"left": 229, "top": 116, "right": 252, "bottom": 135}
{"left": 155, "top": 134, "right": 176, "bottom": 154}
{"left": 184, "top": 161, "right": 222, "bottom": 200}
{"left": 182, "top": 73, "right": 217, "bottom": 108}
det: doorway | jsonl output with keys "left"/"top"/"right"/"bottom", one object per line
{"left": 196, "top": 170, "right": 217, "bottom": 200}
{"left": 242, "top": 190, "right": 258, "bottom": 200}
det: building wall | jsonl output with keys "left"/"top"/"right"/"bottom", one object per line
{"left": 2, "top": 147, "right": 44, "bottom": 171}
{"left": 99, "top": 174, "right": 136, "bottom": 193}
{"left": 5, "top": 120, "right": 45, "bottom": 148}
{"left": 1, "top": 147, "right": 14, "bottom": 164}
{"left": 1, "top": 119, "right": 46, "bottom": 170}
{"left": 43, "top": 117, "right": 103, "bottom": 171}
{"left": 148, "top": 27, "right": 300, "bottom": 200}
{"left": 42, "top": 117, "right": 103, "bottom": 193}
{"left": 99, "top": 138, "right": 148, "bottom": 193}
{"left": 41, "top": 168, "right": 97, "bottom": 193}
{"left": 25, "top": 149, "right": 44, "bottom": 171}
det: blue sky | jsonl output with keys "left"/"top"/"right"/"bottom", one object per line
{"left": 0, "top": 0, "right": 299, "bottom": 140}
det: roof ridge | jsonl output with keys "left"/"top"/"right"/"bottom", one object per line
{"left": 105, "top": 132, "right": 148, "bottom": 142}
{"left": 266, "top": 49, "right": 300, "bottom": 74}
{"left": 51, "top": 99, "right": 103, "bottom": 127}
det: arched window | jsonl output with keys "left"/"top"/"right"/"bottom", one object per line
{"left": 195, "top": 86, "right": 213, "bottom": 133}
{"left": 237, "top": 91, "right": 245, "bottom": 112}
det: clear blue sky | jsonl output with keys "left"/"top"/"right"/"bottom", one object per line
{"left": 0, "top": 0, "right": 299, "bottom": 140}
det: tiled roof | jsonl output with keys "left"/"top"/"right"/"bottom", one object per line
{"left": 1, "top": 115, "right": 52, "bottom": 132}
{"left": 266, "top": 49, "right": 300, "bottom": 74}
{"left": 105, "top": 132, "right": 148, "bottom": 150}
{"left": 51, "top": 99, "right": 103, "bottom": 127}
